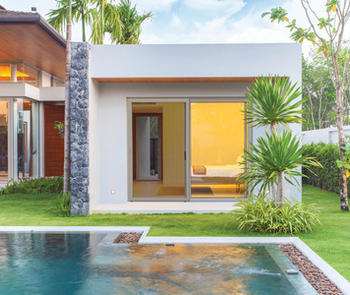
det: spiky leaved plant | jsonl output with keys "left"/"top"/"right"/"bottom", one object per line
{"left": 240, "top": 76, "right": 319, "bottom": 204}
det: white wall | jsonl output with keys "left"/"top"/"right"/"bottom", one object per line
{"left": 302, "top": 126, "right": 350, "bottom": 145}
{"left": 40, "top": 71, "right": 51, "bottom": 87}
{"left": 91, "top": 43, "right": 301, "bottom": 79}
{"left": 89, "top": 43, "right": 302, "bottom": 212}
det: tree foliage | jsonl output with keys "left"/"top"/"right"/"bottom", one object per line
{"left": 47, "top": 0, "right": 151, "bottom": 44}
{"left": 239, "top": 76, "right": 320, "bottom": 205}
{"left": 303, "top": 48, "right": 350, "bottom": 130}
{"left": 263, "top": 0, "right": 350, "bottom": 211}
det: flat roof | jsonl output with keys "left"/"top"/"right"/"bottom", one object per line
{"left": 0, "top": 10, "right": 66, "bottom": 79}
{"left": 91, "top": 43, "right": 301, "bottom": 83}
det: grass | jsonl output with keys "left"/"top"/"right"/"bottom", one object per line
{"left": 0, "top": 185, "right": 349, "bottom": 280}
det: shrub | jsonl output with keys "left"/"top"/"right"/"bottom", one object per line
{"left": 0, "top": 177, "right": 63, "bottom": 195}
{"left": 234, "top": 194, "right": 320, "bottom": 234}
{"left": 302, "top": 143, "right": 341, "bottom": 193}
{"left": 56, "top": 193, "right": 71, "bottom": 217}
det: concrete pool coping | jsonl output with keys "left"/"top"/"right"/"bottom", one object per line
{"left": 0, "top": 226, "right": 349, "bottom": 295}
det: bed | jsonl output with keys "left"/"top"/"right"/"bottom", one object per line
{"left": 191, "top": 164, "right": 245, "bottom": 194}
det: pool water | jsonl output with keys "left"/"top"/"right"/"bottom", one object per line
{"left": 0, "top": 232, "right": 316, "bottom": 295}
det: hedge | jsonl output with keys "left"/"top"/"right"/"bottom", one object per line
{"left": 302, "top": 143, "right": 341, "bottom": 193}
{"left": 0, "top": 177, "right": 63, "bottom": 195}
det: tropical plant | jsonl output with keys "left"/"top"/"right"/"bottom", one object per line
{"left": 239, "top": 130, "right": 319, "bottom": 204}
{"left": 113, "top": 0, "right": 152, "bottom": 44}
{"left": 47, "top": 0, "right": 151, "bottom": 44}
{"left": 234, "top": 194, "right": 320, "bottom": 234}
{"left": 54, "top": 120, "right": 64, "bottom": 138}
{"left": 90, "top": 0, "right": 121, "bottom": 44}
{"left": 56, "top": 193, "right": 71, "bottom": 216}
{"left": 48, "top": 0, "right": 92, "bottom": 41}
{"left": 245, "top": 76, "right": 303, "bottom": 133}
{"left": 262, "top": 0, "right": 350, "bottom": 211}
{"left": 240, "top": 76, "right": 315, "bottom": 204}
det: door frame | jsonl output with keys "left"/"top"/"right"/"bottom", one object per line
{"left": 127, "top": 97, "right": 249, "bottom": 202}
{"left": 127, "top": 98, "right": 189, "bottom": 202}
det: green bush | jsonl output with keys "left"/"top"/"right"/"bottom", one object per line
{"left": 56, "top": 193, "right": 71, "bottom": 217}
{"left": 234, "top": 194, "right": 320, "bottom": 234}
{"left": 302, "top": 143, "right": 341, "bottom": 193}
{"left": 0, "top": 177, "right": 63, "bottom": 195}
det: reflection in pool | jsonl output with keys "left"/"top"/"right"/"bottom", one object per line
{"left": 0, "top": 232, "right": 315, "bottom": 295}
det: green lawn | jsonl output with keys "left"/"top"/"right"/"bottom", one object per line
{"left": 0, "top": 185, "right": 349, "bottom": 280}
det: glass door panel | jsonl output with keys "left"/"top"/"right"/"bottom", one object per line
{"left": 16, "top": 99, "right": 33, "bottom": 179}
{"left": 190, "top": 102, "right": 246, "bottom": 199}
{"left": 0, "top": 100, "right": 8, "bottom": 182}
{"left": 132, "top": 102, "right": 186, "bottom": 200}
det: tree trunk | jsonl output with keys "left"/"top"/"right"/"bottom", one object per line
{"left": 63, "top": 1, "right": 72, "bottom": 196}
{"left": 276, "top": 172, "right": 284, "bottom": 206}
{"left": 336, "top": 87, "right": 349, "bottom": 211}
{"left": 270, "top": 123, "right": 277, "bottom": 202}
{"left": 82, "top": 10, "right": 86, "bottom": 42}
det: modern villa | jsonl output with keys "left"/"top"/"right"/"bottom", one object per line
{"left": 70, "top": 42, "right": 301, "bottom": 215}
{"left": 0, "top": 8, "right": 65, "bottom": 184}
{"left": 0, "top": 8, "right": 302, "bottom": 215}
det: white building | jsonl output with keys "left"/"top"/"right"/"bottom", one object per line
{"left": 69, "top": 42, "right": 302, "bottom": 215}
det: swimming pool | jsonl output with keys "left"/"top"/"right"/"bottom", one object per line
{"left": 0, "top": 231, "right": 317, "bottom": 294}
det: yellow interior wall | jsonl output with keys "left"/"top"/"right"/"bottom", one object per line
{"left": 161, "top": 103, "right": 185, "bottom": 186}
{"left": 133, "top": 103, "right": 185, "bottom": 187}
{"left": 191, "top": 102, "right": 245, "bottom": 166}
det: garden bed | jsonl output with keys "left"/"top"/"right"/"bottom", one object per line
{"left": 279, "top": 244, "right": 342, "bottom": 295}
{"left": 114, "top": 232, "right": 143, "bottom": 244}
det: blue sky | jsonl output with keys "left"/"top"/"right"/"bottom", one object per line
{"left": 0, "top": 0, "right": 326, "bottom": 52}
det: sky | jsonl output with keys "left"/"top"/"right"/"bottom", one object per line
{"left": 0, "top": 0, "right": 336, "bottom": 54}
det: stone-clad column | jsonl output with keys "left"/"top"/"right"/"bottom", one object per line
{"left": 70, "top": 42, "right": 89, "bottom": 215}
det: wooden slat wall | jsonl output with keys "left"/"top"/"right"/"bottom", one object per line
{"left": 44, "top": 103, "right": 64, "bottom": 177}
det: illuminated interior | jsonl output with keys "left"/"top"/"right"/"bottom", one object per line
{"left": 191, "top": 102, "right": 245, "bottom": 198}
{"left": 132, "top": 102, "right": 186, "bottom": 199}
{"left": 132, "top": 101, "right": 246, "bottom": 200}
{"left": 16, "top": 99, "right": 33, "bottom": 179}
{"left": 0, "top": 100, "right": 8, "bottom": 181}
{"left": 0, "top": 65, "right": 29, "bottom": 78}
{"left": 0, "top": 63, "right": 38, "bottom": 86}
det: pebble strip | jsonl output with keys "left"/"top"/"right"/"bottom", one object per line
{"left": 279, "top": 244, "right": 343, "bottom": 295}
{"left": 116, "top": 232, "right": 143, "bottom": 244}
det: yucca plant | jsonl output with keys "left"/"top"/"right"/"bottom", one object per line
{"left": 246, "top": 75, "right": 303, "bottom": 132}
{"left": 241, "top": 75, "right": 320, "bottom": 205}
{"left": 239, "top": 130, "right": 320, "bottom": 204}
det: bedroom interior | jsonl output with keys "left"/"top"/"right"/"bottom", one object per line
{"left": 131, "top": 101, "right": 246, "bottom": 201}
{"left": 191, "top": 102, "right": 245, "bottom": 198}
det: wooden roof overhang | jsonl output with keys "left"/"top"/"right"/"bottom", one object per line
{"left": 0, "top": 11, "right": 66, "bottom": 79}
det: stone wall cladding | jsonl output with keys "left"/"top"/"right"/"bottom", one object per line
{"left": 70, "top": 42, "right": 89, "bottom": 215}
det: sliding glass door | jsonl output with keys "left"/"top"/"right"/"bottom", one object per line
{"left": 0, "top": 100, "right": 8, "bottom": 182}
{"left": 190, "top": 102, "right": 246, "bottom": 199}
{"left": 129, "top": 99, "right": 246, "bottom": 201}
{"left": 132, "top": 102, "right": 186, "bottom": 200}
